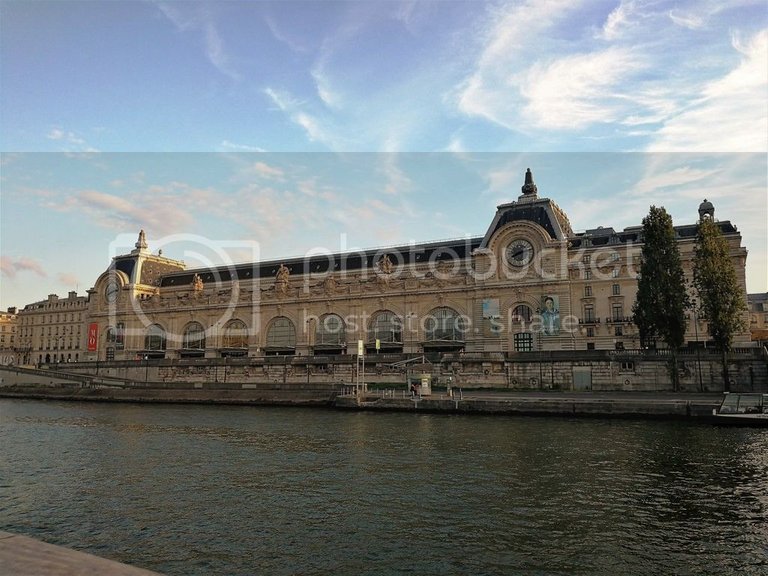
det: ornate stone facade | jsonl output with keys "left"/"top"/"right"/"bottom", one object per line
{"left": 74, "top": 171, "right": 752, "bottom": 361}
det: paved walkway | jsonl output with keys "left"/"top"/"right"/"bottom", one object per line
{"left": 456, "top": 390, "right": 724, "bottom": 402}
{"left": 0, "top": 531, "right": 162, "bottom": 576}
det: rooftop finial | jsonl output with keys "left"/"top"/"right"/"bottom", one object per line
{"left": 135, "top": 229, "right": 148, "bottom": 250}
{"left": 521, "top": 168, "right": 538, "bottom": 196}
{"left": 698, "top": 198, "right": 714, "bottom": 221}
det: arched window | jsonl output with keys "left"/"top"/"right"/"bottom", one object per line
{"left": 145, "top": 324, "right": 166, "bottom": 351}
{"left": 316, "top": 314, "right": 345, "bottom": 347}
{"left": 425, "top": 307, "right": 467, "bottom": 342}
{"left": 183, "top": 322, "right": 206, "bottom": 350}
{"left": 266, "top": 317, "right": 296, "bottom": 353}
{"left": 222, "top": 320, "right": 248, "bottom": 349}
{"left": 368, "top": 311, "right": 402, "bottom": 344}
{"left": 513, "top": 305, "right": 533, "bottom": 323}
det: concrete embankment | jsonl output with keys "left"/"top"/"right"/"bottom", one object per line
{"left": 335, "top": 391, "right": 723, "bottom": 420}
{"left": 0, "top": 362, "right": 724, "bottom": 419}
{"left": 0, "top": 530, "right": 161, "bottom": 576}
{"left": 0, "top": 383, "right": 337, "bottom": 406}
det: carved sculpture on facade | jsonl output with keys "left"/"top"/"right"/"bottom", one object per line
{"left": 275, "top": 264, "right": 290, "bottom": 295}
{"left": 192, "top": 273, "right": 204, "bottom": 295}
{"left": 378, "top": 254, "right": 394, "bottom": 275}
{"left": 323, "top": 274, "right": 338, "bottom": 295}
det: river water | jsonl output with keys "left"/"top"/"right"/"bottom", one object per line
{"left": 1, "top": 399, "right": 766, "bottom": 575}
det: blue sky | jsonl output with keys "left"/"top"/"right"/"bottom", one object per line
{"left": 1, "top": 0, "right": 766, "bottom": 309}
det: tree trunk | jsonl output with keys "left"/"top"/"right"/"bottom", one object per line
{"left": 722, "top": 349, "right": 730, "bottom": 392}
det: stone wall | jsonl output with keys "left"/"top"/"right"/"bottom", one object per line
{"left": 10, "top": 347, "right": 767, "bottom": 393}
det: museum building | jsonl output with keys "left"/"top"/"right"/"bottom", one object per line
{"left": 82, "top": 169, "right": 751, "bottom": 363}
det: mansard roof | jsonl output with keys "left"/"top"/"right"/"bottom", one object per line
{"left": 568, "top": 221, "right": 739, "bottom": 248}
{"left": 159, "top": 236, "right": 483, "bottom": 287}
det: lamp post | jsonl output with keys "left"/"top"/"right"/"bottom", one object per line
{"left": 144, "top": 354, "right": 149, "bottom": 385}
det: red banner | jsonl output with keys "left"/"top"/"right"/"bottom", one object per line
{"left": 87, "top": 323, "right": 99, "bottom": 351}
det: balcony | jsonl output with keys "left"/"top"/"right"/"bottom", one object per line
{"left": 606, "top": 316, "right": 634, "bottom": 324}
{"left": 579, "top": 317, "right": 600, "bottom": 325}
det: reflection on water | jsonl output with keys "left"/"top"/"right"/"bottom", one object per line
{"left": 1, "top": 400, "right": 767, "bottom": 575}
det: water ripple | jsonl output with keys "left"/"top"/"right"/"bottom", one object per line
{"left": 1, "top": 400, "right": 767, "bottom": 575}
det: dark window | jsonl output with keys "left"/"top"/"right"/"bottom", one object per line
{"left": 316, "top": 314, "right": 346, "bottom": 346}
{"left": 223, "top": 320, "right": 248, "bottom": 348}
{"left": 513, "top": 305, "right": 533, "bottom": 323}
{"left": 514, "top": 332, "right": 533, "bottom": 352}
{"left": 425, "top": 307, "right": 466, "bottom": 342}
{"left": 183, "top": 322, "right": 206, "bottom": 349}
{"left": 266, "top": 317, "right": 296, "bottom": 349}
{"left": 145, "top": 324, "right": 166, "bottom": 351}
{"left": 369, "top": 311, "right": 402, "bottom": 344}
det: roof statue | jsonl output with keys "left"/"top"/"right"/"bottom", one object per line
{"left": 135, "top": 229, "right": 148, "bottom": 250}
{"left": 521, "top": 168, "right": 538, "bottom": 196}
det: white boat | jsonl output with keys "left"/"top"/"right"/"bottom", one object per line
{"left": 711, "top": 392, "right": 768, "bottom": 425}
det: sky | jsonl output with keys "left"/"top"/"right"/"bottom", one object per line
{"left": 1, "top": 0, "right": 766, "bottom": 310}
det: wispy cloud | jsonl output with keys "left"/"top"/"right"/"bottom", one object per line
{"left": 520, "top": 47, "right": 648, "bottom": 130}
{"left": 456, "top": 0, "right": 580, "bottom": 129}
{"left": 41, "top": 183, "right": 229, "bottom": 239}
{"left": 57, "top": 272, "right": 80, "bottom": 287}
{"left": 220, "top": 140, "right": 266, "bottom": 152}
{"left": 263, "top": 87, "right": 339, "bottom": 147}
{"left": 247, "top": 161, "right": 285, "bottom": 180}
{"left": 47, "top": 127, "right": 98, "bottom": 152}
{"left": 311, "top": 63, "right": 342, "bottom": 109}
{"left": 599, "top": 0, "right": 637, "bottom": 40}
{"left": 156, "top": 2, "right": 240, "bottom": 80}
{"left": 0, "top": 256, "right": 47, "bottom": 278}
{"left": 456, "top": 1, "right": 766, "bottom": 152}
{"left": 263, "top": 12, "right": 309, "bottom": 53}
{"left": 647, "top": 29, "right": 768, "bottom": 152}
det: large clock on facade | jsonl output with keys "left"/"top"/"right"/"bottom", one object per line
{"left": 506, "top": 239, "right": 534, "bottom": 267}
{"left": 105, "top": 281, "right": 119, "bottom": 303}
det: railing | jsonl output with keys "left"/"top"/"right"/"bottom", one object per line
{"left": 579, "top": 317, "right": 600, "bottom": 324}
{"left": 442, "top": 352, "right": 505, "bottom": 362}
{"left": 606, "top": 316, "right": 634, "bottom": 324}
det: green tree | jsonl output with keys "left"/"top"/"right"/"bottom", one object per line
{"left": 693, "top": 217, "right": 747, "bottom": 391}
{"left": 632, "top": 206, "right": 689, "bottom": 390}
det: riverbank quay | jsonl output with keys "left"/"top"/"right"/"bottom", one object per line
{"left": 0, "top": 382, "right": 335, "bottom": 406}
{"left": 335, "top": 389, "right": 725, "bottom": 420}
{"left": 0, "top": 377, "right": 725, "bottom": 420}
{"left": 0, "top": 531, "right": 161, "bottom": 576}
